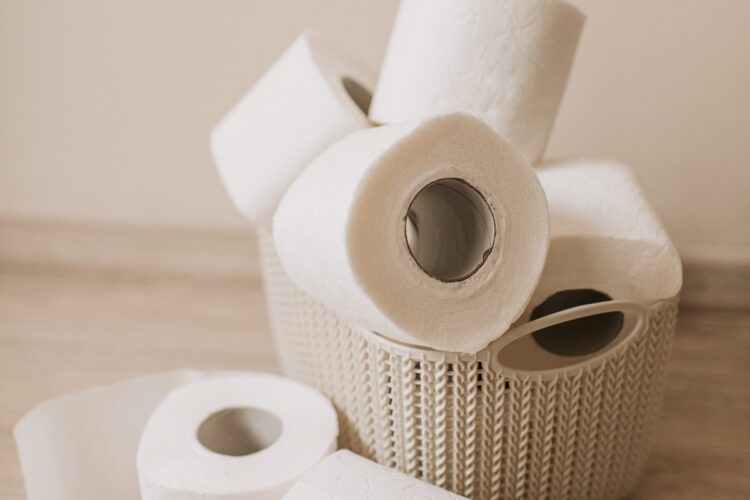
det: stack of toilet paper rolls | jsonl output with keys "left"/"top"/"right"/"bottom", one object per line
{"left": 208, "top": 0, "right": 682, "bottom": 499}
{"left": 13, "top": 2, "right": 683, "bottom": 499}
{"left": 14, "top": 371, "right": 339, "bottom": 499}
{"left": 16, "top": 371, "right": 467, "bottom": 499}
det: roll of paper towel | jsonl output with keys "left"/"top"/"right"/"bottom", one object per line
{"left": 369, "top": 0, "right": 585, "bottom": 164}
{"left": 137, "top": 373, "right": 338, "bottom": 499}
{"left": 283, "top": 450, "right": 467, "bottom": 499}
{"left": 273, "top": 113, "right": 549, "bottom": 353}
{"left": 13, "top": 370, "right": 230, "bottom": 500}
{"left": 211, "top": 30, "right": 374, "bottom": 224}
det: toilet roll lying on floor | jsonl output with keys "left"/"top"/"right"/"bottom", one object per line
{"left": 283, "top": 450, "right": 468, "bottom": 499}
{"left": 370, "top": 0, "right": 585, "bottom": 164}
{"left": 274, "top": 113, "right": 549, "bottom": 353}
{"left": 528, "top": 158, "right": 682, "bottom": 315}
{"left": 13, "top": 370, "right": 229, "bottom": 500}
{"left": 211, "top": 30, "right": 374, "bottom": 224}
{"left": 137, "top": 374, "right": 338, "bottom": 500}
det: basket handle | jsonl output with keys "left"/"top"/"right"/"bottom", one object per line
{"left": 487, "top": 300, "right": 649, "bottom": 372}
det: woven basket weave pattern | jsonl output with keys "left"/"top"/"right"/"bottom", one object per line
{"left": 258, "top": 230, "right": 677, "bottom": 500}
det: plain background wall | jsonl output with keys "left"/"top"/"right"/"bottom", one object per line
{"left": 1, "top": 0, "right": 749, "bottom": 259}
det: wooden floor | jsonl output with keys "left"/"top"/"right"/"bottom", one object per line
{"left": 1, "top": 267, "right": 749, "bottom": 499}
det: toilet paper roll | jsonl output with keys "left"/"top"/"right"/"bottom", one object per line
{"left": 507, "top": 159, "right": 681, "bottom": 358}
{"left": 283, "top": 450, "right": 468, "bottom": 499}
{"left": 13, "top": 370, "right": 229, "bottom": 500}
{"left": 370, "top": 0, "right": 585, "bottom": 164}
{"left": 273, "top": 113, "right": 549, "bottom": 353}
{"left": 529, "top": 158, "right": 682, "bottom": 311}
{"left": 517, "top": 159, "right": 682, "bottom": 359}
{"left": 137, "top": 373, "right": 338, "bottom": 500}
{"left": 211, "top": 30, "right": 375, "bottom": 224}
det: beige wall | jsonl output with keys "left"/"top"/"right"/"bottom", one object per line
{"left": 551, "top": 0, "right": 750, "bottom": 258}
{"left": 2, "top": 0, "right": 748, "bottom": 257}
{"left": 0, "top": 0, "right": 400, "bottom": 232}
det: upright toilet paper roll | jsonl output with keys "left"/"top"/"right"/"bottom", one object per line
{"left": 137, "top": 373, "right": 338, "bottom": 500}
{"left": 370, "top": 0, "right": 585, "bottom": 164}
{"left": 520, "top": 159, "right": 682, "bottom": 357}
{"left": 211, "top": 30, "right": 375, "bottom": 223}
{"left": 13, "top": 370, "right": 228, "bottom": 500}
{"left": 273, "top": 113, "right": 549, "bottom": 353}
{"left": 283, "top": 450, "right": 468, "bottom": 499}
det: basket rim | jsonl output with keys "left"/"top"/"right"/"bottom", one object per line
{"left": 360, "top": 299, "right": 677, "bottom": 380}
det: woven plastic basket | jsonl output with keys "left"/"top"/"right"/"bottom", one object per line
{"left": 258, "top": 229, "right": 678, "bottom": 500}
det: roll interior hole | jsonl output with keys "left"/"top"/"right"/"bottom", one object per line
{"left": 196, "top": 406, "right": 282, "bottom": 457}
{"left": 405, "top": 178, "right": 495, "bottom": 283}
{"left": 341, "top": 76, "right": 372, "bottom": 115}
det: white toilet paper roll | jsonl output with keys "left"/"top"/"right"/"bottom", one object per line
{"left": 283, "top": 450, "right": 468, "bottom": 499}
{"left": 137, "top": 373, "right": 338, "bottom": 500}
{"left": 518, "top": 159, "right": 682, "bottom": 356}
{"left": 532, "top": 158, "right": 682, "bottom": 307}
{"left": 13, "top": 370, "right": 229, "bottom": 500}
{"left": 273, "top": 113, "right": 549, "bottom": 353}
{"left": 370, "top": 0, "right": 585, "bottom": 164}
{"left": 211, "top": 30, "right": 375, "bottom": 224}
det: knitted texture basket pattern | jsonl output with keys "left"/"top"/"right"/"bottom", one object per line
{"left": 258, "top": 229, "right": 678, "bottom": 500}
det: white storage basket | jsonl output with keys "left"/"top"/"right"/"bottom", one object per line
{"left": 258, "top": 230, "right": 678, "bottom": 500}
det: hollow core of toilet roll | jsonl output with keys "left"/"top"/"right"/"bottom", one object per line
{"left": 196, "top": 407, "right": 282, "bottom": 457}
{"left": 341, "top": 76, "right": 372, "bottom": 115}
{"left": 530, "top": 289, "right": 624, "bottom": 356}
{"left": 405, "top": 178, "right": 495, "bottom": 283}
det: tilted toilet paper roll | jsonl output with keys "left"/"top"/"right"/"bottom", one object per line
{"left": 283, "top": 450, "right": 468, "bottom": 499}
{"left": 211, "top": 30, "right": 374, "bottom": 224}
{"left": 532, "top": 158, "right": 682, "bottom": 308}
{"left": 273, "top": 113, "right": 549, "bottom": 353}
{"left": 13, "top": 370, "right": 230, "bottom": 500}
{"left": 137, "top": 373, "right": 338, "bottom": 500}
{"left": 512, "top": 158, "right": 682, "bottom": 358}
{"left": 370, "top": 0, "right": 585, "bottom": 164}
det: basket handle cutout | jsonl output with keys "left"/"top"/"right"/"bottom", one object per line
{"left": 488, "top": 300, "right": 648, "bottom": 375}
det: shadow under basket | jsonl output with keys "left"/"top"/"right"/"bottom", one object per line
{"left": 258, "top": 230, "right": 679, "bottom": 500}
